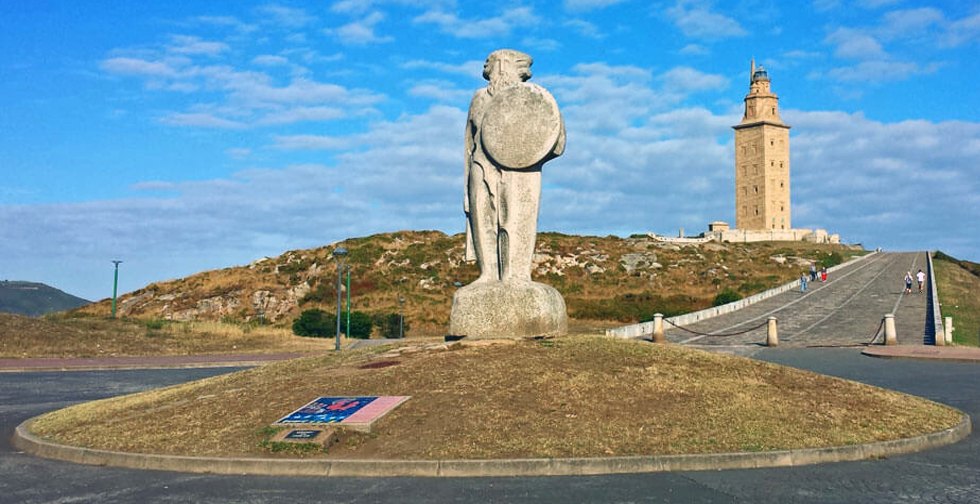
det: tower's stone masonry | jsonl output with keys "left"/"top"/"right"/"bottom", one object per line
{"left": 733, "top": 61, "right": 791, "bottom": 230}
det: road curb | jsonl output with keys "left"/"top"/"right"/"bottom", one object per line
{"left": 862, "top": 346, "right": 980, "bottom": 363}
{"left": 13, "top": 413, "right": 971, "bottom": 477}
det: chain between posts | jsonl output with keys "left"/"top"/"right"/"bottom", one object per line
{"left": 663, "top": 317, "right": 769, "bottom": 337}
{"left": 805, "top": 317, "right": 886, "bottom": 348}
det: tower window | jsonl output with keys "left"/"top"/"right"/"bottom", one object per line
{"left": 772, "top": 107, "right": 776, "bottom": 115}
{"left": 771, "top": 161, "right": 774, "bottom": 167}
{"left": 780, "top": 182, "right": 784, "bottom": 188}
{"left": 780, "top": 161, "right": 784, "bottom": 168}
{"left": 755, "top": 208, "right": 759, "bottom": 215}
{"left": 770, "top": 140, "right": 774, "bottom": 146}
{"left": 754, "top": 186, "right": 758, "bottom": 193}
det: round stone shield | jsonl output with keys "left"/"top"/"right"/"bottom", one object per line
{"left": 481, "top": 83, "right": 562, "bottom": 170}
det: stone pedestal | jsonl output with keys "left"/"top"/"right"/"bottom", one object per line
{"left": 449, "top": 281, "right": 567, "bottom": 338}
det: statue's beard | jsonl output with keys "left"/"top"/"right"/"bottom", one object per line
{"left": 488, "top": 74, "right": 521, "bottom": 95}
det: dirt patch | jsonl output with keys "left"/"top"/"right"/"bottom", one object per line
{"left": 30, "top": 336, "right": 961, "bottom": 460}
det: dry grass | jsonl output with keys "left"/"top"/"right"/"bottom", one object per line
{"left": 934, "top": 256, "right": 980, "bottom": 346}
{"left": 72, "top": 231, "right": 863, "bottom": 336}
{"left": 0, "top": 313, "right": 335, "bottom": 358}
{"left": 31, "top": 335, "right": 961, "bottom": 459}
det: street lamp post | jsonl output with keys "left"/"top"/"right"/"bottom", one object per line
{"left": 398, "top": 297, "right": 406, "bottom": 339}
{"left": 332, "top": 247, "right": 348, "bottom": 351}
{"left": 111, "top": 260, "right": 123, "bottom": 318}
{"left": 345, "top": 265, "right": 351, "bottom": 339}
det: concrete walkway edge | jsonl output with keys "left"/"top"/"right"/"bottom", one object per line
{"left": 13, "top": 413, "right": 971, "bottom": 477}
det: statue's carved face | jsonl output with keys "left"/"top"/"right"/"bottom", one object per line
{"left": 483, "top": 50, "right": 532, "bottom": 84}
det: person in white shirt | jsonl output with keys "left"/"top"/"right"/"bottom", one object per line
{"left": 916, "top": 269, "right": 926, "bottom": 293}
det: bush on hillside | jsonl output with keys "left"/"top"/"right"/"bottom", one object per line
{"left": 372, "top": 312, "right": 409, "bottom": 339}
{"left": 344, "top": 311, "right": 373, "bottom": 339}
{"left": 818, "top": 252, "right": 844, "bottom": 269}
{"left": 712, "top": 289, "right": 743, "bottom": 307}
{"left": 292, "top": 309, "right": 337, "bottom": 338}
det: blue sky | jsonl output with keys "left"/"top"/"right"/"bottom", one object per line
{"left": 2, "top": 0, "right": 978, "bottom": 301}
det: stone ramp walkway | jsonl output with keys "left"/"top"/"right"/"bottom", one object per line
{"left": 665, "top": 251, "right": 931, "bottom": 349}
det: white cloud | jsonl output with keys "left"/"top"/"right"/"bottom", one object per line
{"left": 659, "top": 66, "right": 728, "bottom": 93}
{"left": 944, "top": 10, "right": 980, "bottom": 47}
{"left": 272, "top": 134, "right": 357, "bottom": 150}
{"left": 407, "top": 81, "right": 471, "bottom": 103}
{"left": 226, "top": 148, "right": 252, "bottom": 160}
{"left": 564, "top": 19, "right": 604, "bottom": 39}
{"left": 402, "top": 59, "right": 486, "bottom": 79}
{"left": 257, "top": 106, "right": 346, "bottom": 125}
{"left": 522, "top": 37, "right": 561, "bottom": 52}
{"left": 101, "top": 57, "right": 180, "bottom": 77}
{"left": 194, "top": 15, "right": 257, "bottom": 33}
{"left": 330, "top": 0, "right": 453, "bottom": 15}
{"left": 159, "top": 112, "right": 247, "bottom": 129}
{"left": 256, "top": 4, "right": 317, "bottom": 28}
{"left": 665, "top": 0, "right": 747, "bottom": 39}
{"left": 564, "top": 0, "right": 629, "bottom": 11}
{"left": 824, "top": 28, "right": 886, "bottom": 59}
{"left": 413, "top": 7, "right": 541, "bottom": 38}
{"left": 878, "top": 8, "right": 945, "bottom": 40}
{"left": 857, "top": 0, "right": 904, "bottom": 8}
{"left": 252, "top": 55, "right": 290, "bottom": 66}
{"left": 826, "top": 60, "right": 940, "bottom": 83}
{"left": 679, "top": 44, "right": 709, "bottom": 55}
{"left": 328, "top": 11, "right": 394, "bottom": 45}
{"left": 168, "top": 35, "right": 230, "bottom": 56}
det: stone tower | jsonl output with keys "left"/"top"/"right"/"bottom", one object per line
{"left": 733, "top": 59, "right": 791, "bottom": 230}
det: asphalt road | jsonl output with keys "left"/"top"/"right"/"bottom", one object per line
{"left": 3, "top": 350, "right": 979, "bottom": 503}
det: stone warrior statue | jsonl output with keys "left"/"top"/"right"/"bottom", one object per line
{"left": 464, "top": 49, "right": 566, "bottom": 282}
{"left": 450, "top": 49, "right": 568, "bottom": 338}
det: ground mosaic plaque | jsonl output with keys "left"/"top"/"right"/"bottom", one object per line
{"left": 275, "top": 396, "right": 410, "bottom": 432}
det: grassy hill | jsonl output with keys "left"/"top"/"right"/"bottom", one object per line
{"left": 0, "top": 281, "right": 90, "bottom": 317}
{"left": 73, "top": 230, "right": 862, "bottom": 337}
{"left": 933, "top": 251, "right": 980, "bottom": 346}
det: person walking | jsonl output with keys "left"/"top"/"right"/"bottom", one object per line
{"left": 800, "top": 272, "right": 808, "bottom": 293}
{"left": 820, "top": 266, "right": 828, "bottom": 282}
{"left": 809, "top": 263, "right": 817, "bottom": 282}
{"left": 904, "top": 271, "right": 913, "bottom": 294}
{"left": 916, "top": 269, "right": 926, "bottom": 293}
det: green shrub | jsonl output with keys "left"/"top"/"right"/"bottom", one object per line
{"left": 371, "top": 312, "right": 409, "bottom": 339}
{"left": 142, "top": 318, "right": 166, "bottom": 330}
{"left": 818, "top": 252, "right": 844, "bottom": 269}
{"left": 300, "top": 284, "right": 333, "bottom": 305}
{"left": 292, "top": 309, "right": 337, "bottom": 338}
{"left": 713, "top": 289, "right": 743, "bottom": 307}
{"left": 344, "top": 311, "right": 374, "bottom": 339}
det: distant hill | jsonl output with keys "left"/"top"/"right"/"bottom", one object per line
{"left": 74, "top": 230, "right": 863, "bottom": 335}
{"left": 0, "top": 281, "right": 91, "bottom": 317}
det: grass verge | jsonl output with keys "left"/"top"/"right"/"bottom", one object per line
{"left": 30, "top": 335, "right": 961, "bottom": 460}
{"left": 0, "top": 313, "right": 336, "bottom": 358}
{"left": 933, "top": 253, "right": 980, "bottom": 346}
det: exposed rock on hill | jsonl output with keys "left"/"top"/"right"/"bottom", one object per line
{"left": 74, "top": 231, "right": 862, "bottom": 335}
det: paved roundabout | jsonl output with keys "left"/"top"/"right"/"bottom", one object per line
{"left": 4, "top": 251, "right": 980, "bottom": 502}
{"left": 2, "top": 348, "right": 979, "bottom": 503}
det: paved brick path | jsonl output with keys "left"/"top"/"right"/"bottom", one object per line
{"left": 666, "top": 251, "right": 932, "bottom": 351}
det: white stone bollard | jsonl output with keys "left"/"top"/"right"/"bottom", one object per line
{"left": 652, "top": 313, "right": 665, "bottom": 343}
{"left": 884, "top": 314, "right": 897, "bottom": 345}
{"left": 945, "top": 317, "right": 953, "bottom": 345}
{"left": 766, "top": 317, "right": 778, "bottom": 347}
